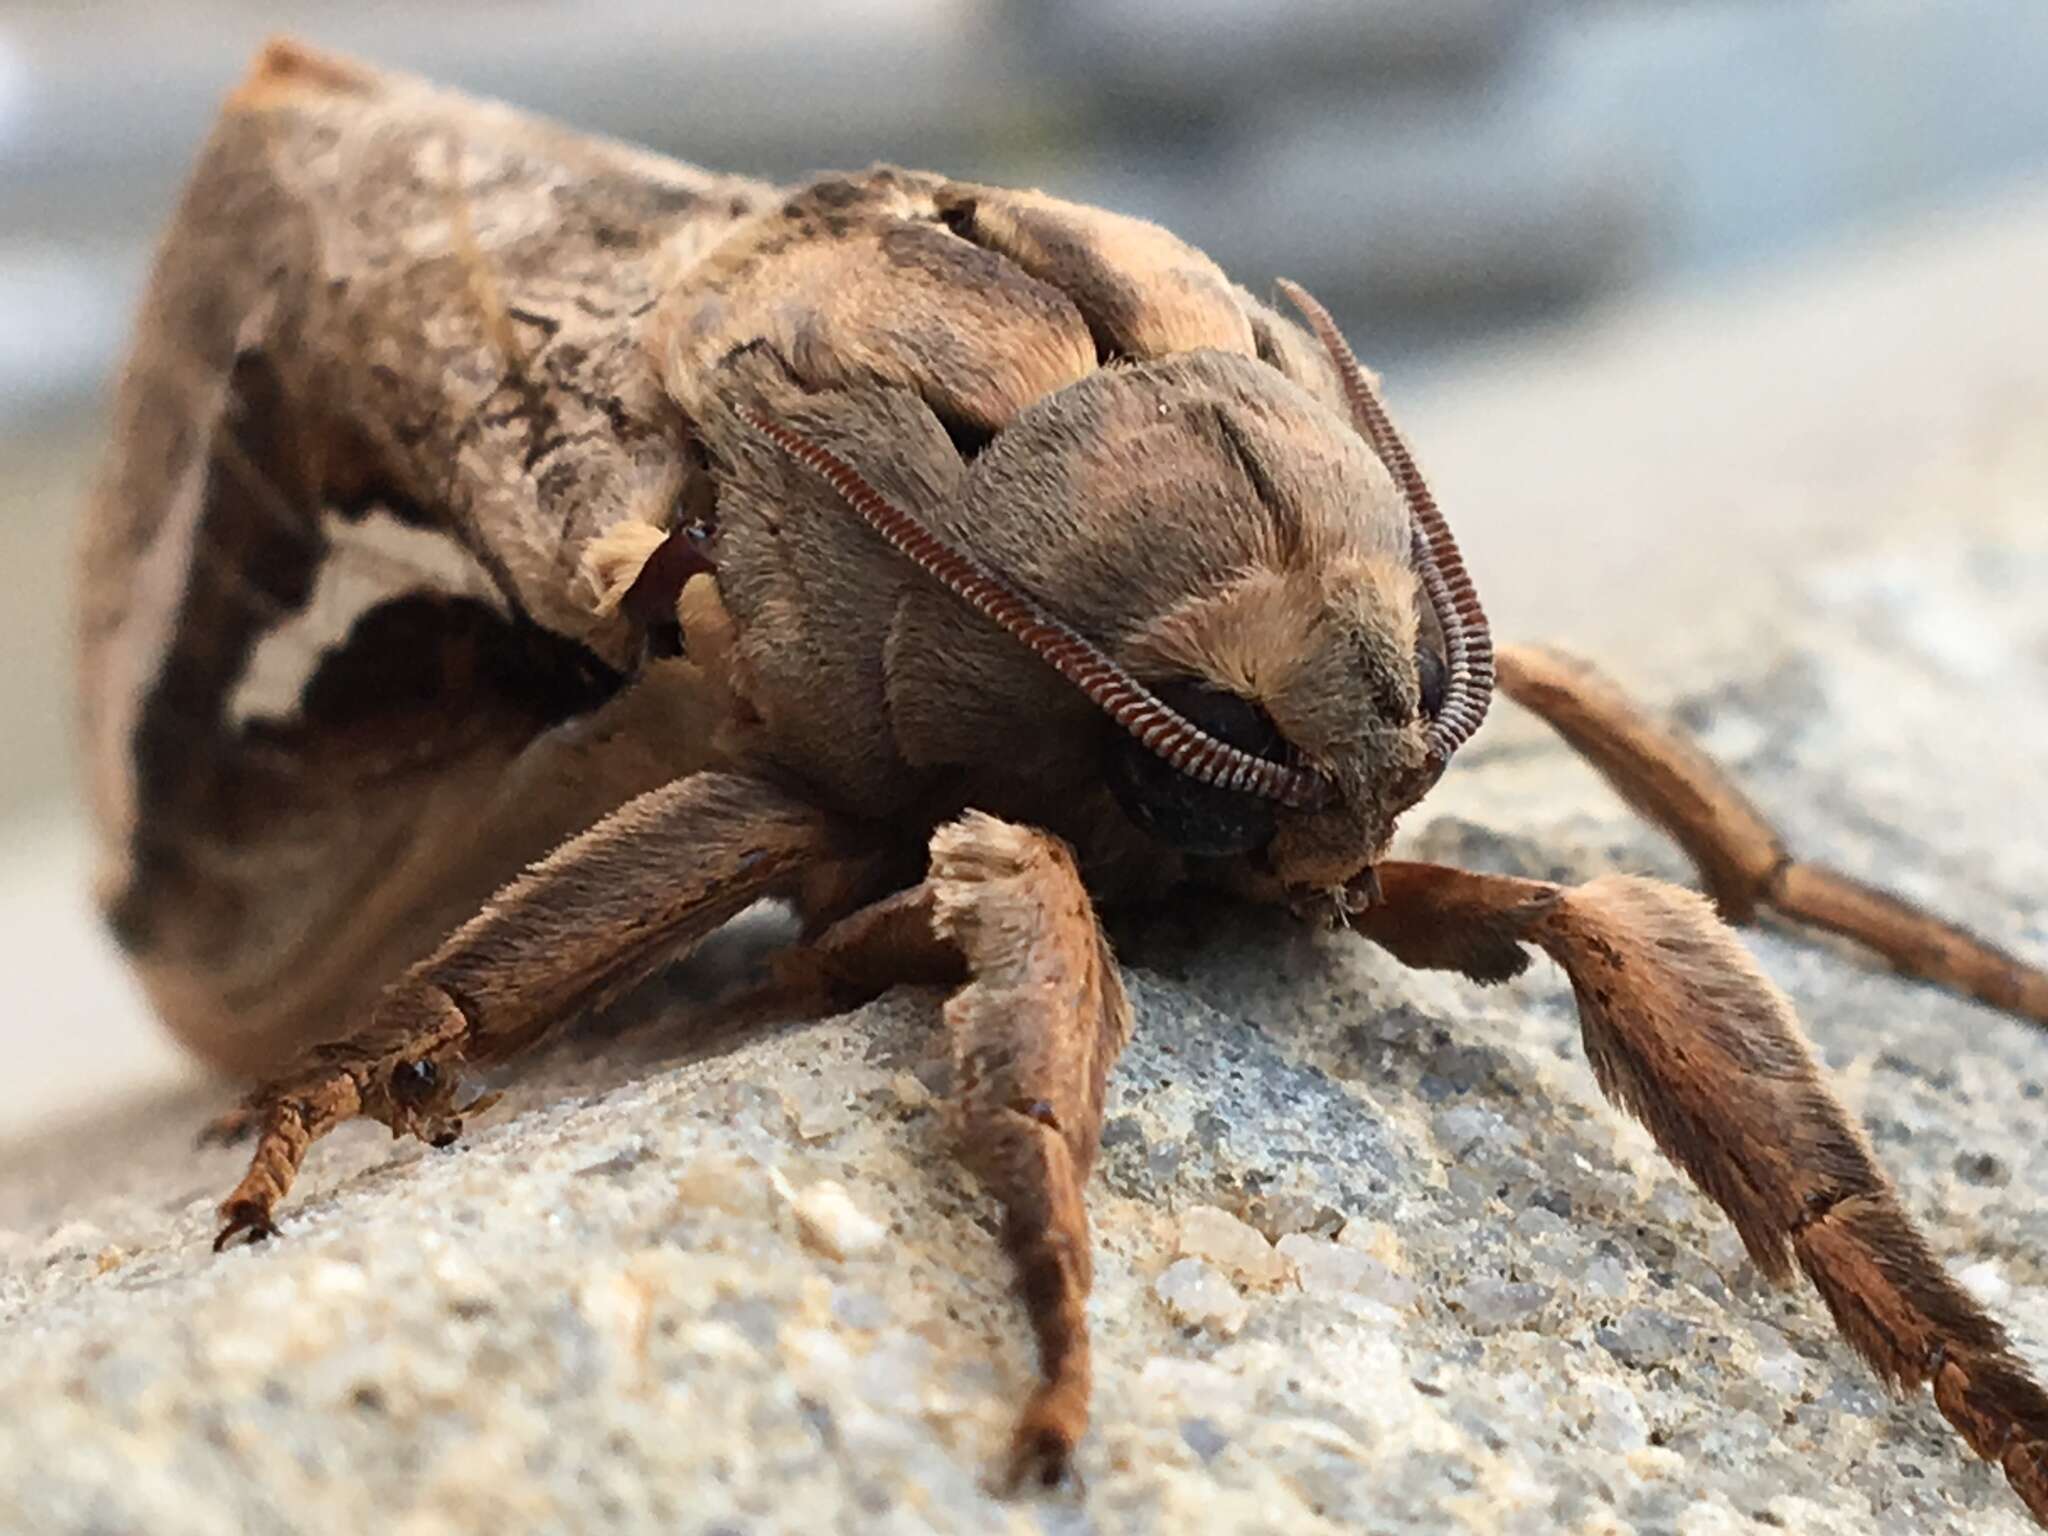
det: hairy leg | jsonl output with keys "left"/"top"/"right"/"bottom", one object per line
{"left": 214, "top": 772, "right": 881, "bottom": 1247}
{"left": 1496, "top": 643, "right": 2048, "bottom": 1025}
{"left": 793, "top": 880, "right": 966, "bottom": 1004}
{"left": 748, "top": 845, "right": 1118, "bottom": 1484}
{"left": 920, "top": 812, "right": 1134, "bottom": 1487}
{"left": 1352, "top": 860, "right": 2048, "bottom": 1528}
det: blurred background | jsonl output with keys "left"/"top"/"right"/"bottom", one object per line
{"left": 4, "top": 0, "right": 2048, "bottom": 1132}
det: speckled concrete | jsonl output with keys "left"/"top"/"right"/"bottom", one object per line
{"left": 3, "top": 443, "right": 2046, "bottom": 1534}
{"left": 7, "top": 201, "right": 2048, "bottom": 1534}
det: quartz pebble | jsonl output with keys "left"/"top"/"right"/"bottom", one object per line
{"left": 1153, "top": 1257, "right": 1250, "bottom": 1336}
{"left": 1276, "top": 1233, "right": 1417, "bottom": 1308}
{"left": 789, "top": 1180, "right": 887, "bottom": 1260}
{"left": 1177, "top": 1204, "right": 1290, "bottom": 1286}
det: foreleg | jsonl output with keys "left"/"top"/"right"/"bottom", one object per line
{"left": 923, "top": 812, "right": 1134, "bottom": 1487}
{"left": 737, "top": 823, "right": 1120, "bottom": 1485}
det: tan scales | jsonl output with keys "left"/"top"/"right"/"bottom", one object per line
{"left": 75, "top": 39, "right": 2048, "bottom": 1520}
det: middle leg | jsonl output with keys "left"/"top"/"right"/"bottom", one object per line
{"left": 213, "top": 771, "right": 888, "bottom": 1247}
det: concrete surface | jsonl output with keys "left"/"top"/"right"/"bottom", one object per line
{"left": 1, "top": 193, "right": 2046, "bottom": 1534}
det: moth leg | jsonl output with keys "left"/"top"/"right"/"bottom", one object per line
{"left": 766, "top": 880, "right": 966, "bottom": 1012}
{"left": 925, "top": 812, "right": 1134, "bottom": 1488}
{"left": 214, "top": 771, "right": 877, "bottom": 1249}
{"left": 1352, "top": 861, "right": 2048, "bottom": 1528}
{"left": 1497, "top": 643, "right": 2048, "bottom": 1025}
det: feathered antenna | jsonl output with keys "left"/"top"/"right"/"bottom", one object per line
{"left": 738, "top": 406, "right": 1333, "bottom": 810}
{"left": 1277, "top": 279, "right": 1494, "bottom": 766}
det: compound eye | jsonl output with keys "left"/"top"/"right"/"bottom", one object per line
{"left": 1103, "top": 680, "right": 1282, "bottom": 858}
{"left": 1416, "top": 642, "right": 1448, "bottom": 720}
{"left": 389, "top": 1058, "right": 440, "bottom": 1106}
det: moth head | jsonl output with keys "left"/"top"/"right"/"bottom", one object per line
{"left": 1103, "top": 282, "right": 1494, "bottom": 892}
{"left": 1109, "top": 537, "right": 1460, "bottom": 889}
{"left": 734, "top": 285, "right": 1489, "bottom": 899}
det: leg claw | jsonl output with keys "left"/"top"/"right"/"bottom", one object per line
{"left": 1004, "top": 1421, "right": 1079, "bottom": 1493}
{"left": 213, "top": 1201, "right": 281, "bottom": 1252}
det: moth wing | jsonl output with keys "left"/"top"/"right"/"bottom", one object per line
{"left": 78, "top": 41, "right": 767, "bottom": 1071}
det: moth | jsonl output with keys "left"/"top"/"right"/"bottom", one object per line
{"left": 78, "top": 40, "right": 2048, "bottom": 1523}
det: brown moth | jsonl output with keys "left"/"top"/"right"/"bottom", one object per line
{"left": 78, "top": 40, "right": 2048, "bottom": 1521}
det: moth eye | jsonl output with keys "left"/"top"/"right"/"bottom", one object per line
{"left": 1103, "top": 679, "right": 1281, "bottom": 858}
{"left": 1416, "top": 642, "right": 1448, "bottom": 721}
{"left": 389, "top": 1058, "right": 440, "bottom": 1105}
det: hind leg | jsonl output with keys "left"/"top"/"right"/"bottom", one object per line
{"left": 1498, "top": 643, "right": 2048, "bottom": 1025}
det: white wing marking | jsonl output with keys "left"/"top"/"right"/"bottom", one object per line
{"left": 228, "top": 506, "right": 509, "bottom": 727}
